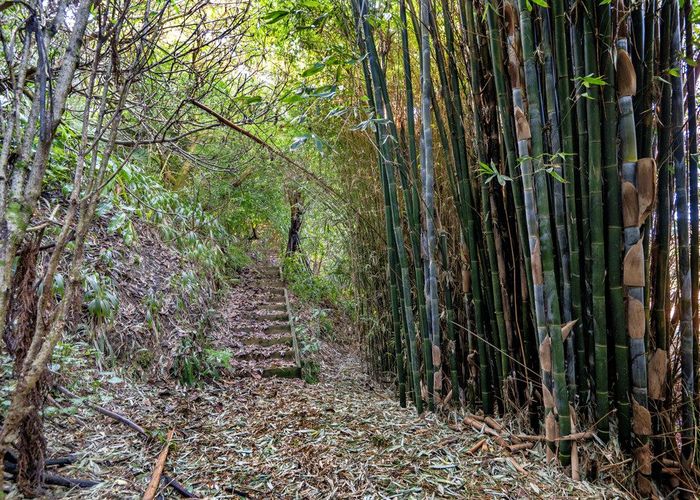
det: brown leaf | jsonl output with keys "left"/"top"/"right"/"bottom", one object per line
{"left": 514, "top": 106, "right": 531, "bottom": 141}
{"left": 622, "top": 181, "right": 639, "bottom": 228}
{"left": 647, "top": 349, "right": 667, "bottom": 400}
{"left": 623, "top": 239, "right": 645, "bottom": 287}
{"left": 616, "top": 49, "right": 636, "bottom": 96}
{"left": 633, "top": 444, "right": 652, "bottom": 475}
{"left": 504, "top": 2, "right": 517, "bottom": 36}
{"left": 432, "top": 344, "right": 442, "bottom": 367}
{"left": 539, "top": 336, "right": 552, "bottom": 373}
{"left": 632, "top": 398, "right": 652, "bottom": 436}
{"left": 561, "top": 320, "right": 578, "bottom": 341}
{"left": 637, "top": 475, "right": 653, "bottom": 497}
{"left": 531, "top": 239, "right": 543, "bottom": 284}
{"left": 542, "top": 385, "right": 555, "bottom": 410}
{"left": 626, "top": 297, "right": 645, "bottom": 339}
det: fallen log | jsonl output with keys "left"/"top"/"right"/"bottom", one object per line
{"left": 143, "top": 429, "right": 175, "bottom": 500}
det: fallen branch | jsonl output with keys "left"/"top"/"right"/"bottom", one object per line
{"left": 143, "top": 429, "right": 175, "bottom": 500}
{"left": 3, "top": 462, "right": 98, "bottom": 489}
{"left": 54, "top": 385, "right": 197, "bottom": 498}
{"left": 56, "top": 385, "right": 148, "bottom": 437}
{"left": 161, "top": 475, "right": 198, "bottom": 498}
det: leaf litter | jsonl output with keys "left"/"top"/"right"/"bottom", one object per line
{"left": 39, "top": 254, "right": 629, "bottom": 499}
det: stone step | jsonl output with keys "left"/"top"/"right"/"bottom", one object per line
{"left": 262, "top": 365, "right": 301, "bottom": 378}
{"left": 241, "top": 335, "right": 293, "bottom": 347}
{"left": 267, "top": 324, "right": 291, "bottom": 335}
{"left": 232, "top": 323, "right": 291, "bottom": 335}
{"left": 261, "top": 303, "right": 287, "bottom": 312}
{"left": 238, "top": 348, "right": 294, "bottom": 361}
{"left": 237, "top": 311, "right": 288, "bottom": 322}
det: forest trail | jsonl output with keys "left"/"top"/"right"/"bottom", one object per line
{"left": 44, "top": 254, "right": 619, "bottom": 499}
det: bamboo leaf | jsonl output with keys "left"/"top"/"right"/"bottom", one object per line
{"left": 262, "top": 10, "right": 290, "bottom": 24}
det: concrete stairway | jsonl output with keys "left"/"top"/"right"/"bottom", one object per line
{"left": 228, "top": 264, "right": 301, "bottom": 378}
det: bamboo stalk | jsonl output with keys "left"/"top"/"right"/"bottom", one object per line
{"left": 570, "top": 2, "right": 592, "bottom": 401}
{"left": 583, "top": 9, "right": 610, "bottom": 441}
{"left": 669, "top": 0, "right": 694, "bottom": 462}
{"left": 353, "top": 0, "right": 423, "bottom": 413}
{"left": 615, "top": 1, "right": 652, "bottom": 491}
{"left": 440, "top": 232, "right": 460, "bottom": 405}
{"left": 419, "top": 0, "right": 441, "bottom": 403}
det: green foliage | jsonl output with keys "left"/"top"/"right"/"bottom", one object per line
{"left": 174, "top": 343, "right": 235, "bottom": 385}
{"left": 83, "top": 273, "right": 119, "bottom": 321}
{"left": 283, "top": 254, "right": 340, "bottom": 305}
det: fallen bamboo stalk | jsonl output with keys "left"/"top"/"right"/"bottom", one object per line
{"left": 513, "top": 431, "right": 595, "bottom": 442}
{"left": 484, "top": 416, "right": 503, "bottom": 432}
{"left": 508, "top": 441, "right": 534, "bottom": 452}
{"left": 143, "top": 429, "right": 175, "bottom": 500}
{"left": 468, "top": 438, "right": 487, "bottom": 454}
{"left": 463, "top": 416, "right": 508, "bottom": 447}
{"left": 507, "top": 457, "right": 526, "bottom": 474}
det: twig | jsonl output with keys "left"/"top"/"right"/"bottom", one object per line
{"left": 143, "top": 429, "right": 175, "bottom": 500}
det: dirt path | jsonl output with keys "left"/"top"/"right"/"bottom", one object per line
{"left": 44, "top": 257, "right": 623, "bottom": 499}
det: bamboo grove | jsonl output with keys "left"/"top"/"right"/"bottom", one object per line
{"left": 350, "top": 0, "right": 699, "bottom": 493}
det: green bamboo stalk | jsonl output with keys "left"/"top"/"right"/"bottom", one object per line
{"left": 463, "top": 0, "right": 508, "bottom": 388}
{"left": 654, "top": 0, "right": 672, "bottom": 365}
{"left": 517, "top": 0, "right": 572, "bottom": 462}
{"left": 685, "top": 0, "right": 699, "bottom": 425}
{"left": 583, "top": 9, "right": 610, "bottom": 441}
{"left": 650, "top": 0, "right": 673, "bottom": 463}
{"left": 484, "top": 0, "right": 535, "bottom": 408}
{"left": 399, "top": 0, "right": 433, "bottom": 410}
{"left": 352, "top": 0, "right": 423, "bottom": 413}
{"left": 599, "top": 0, "right": 629, "bottom": 448}
{"left": 427, "top": 0, "right": 491, "bottom": 412}
{"left": 541, "top": 6, "right": 576, "bottom": 400}
{"left": 552, "top": 0, "right": 583, "bottom": 407}
{"left": 384, "top": 166, "right": 407, "bottom": 407}
{"left": 569, "top": 1, "right": 591, "bottom": 400}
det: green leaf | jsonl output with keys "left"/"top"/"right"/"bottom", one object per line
{"left": 326, "top": 107, "right": 347, "bottom": 119}
{"left": 312, "top": 134, "right": 324, "bottom": 153}
{"left": 531, "top": 0, "right": 549, "bottom": 7}
{"left": 290, "top": 135, "right": 309, "bottom": 151}
{"left": 546, "top": 168, "right": 567, "bottom": 183}
{"left": 262, "top": 10, "right": 290, "bottom": 24}
{"left": 236, "top": 95, "right": 263, "bottom": 105}
{"left": 578, "top": 73, "right": 607, "bottom": 88}
{"left": 302, "top": 62, "right": 326, "bottom": 78}
{"left": 310, "top": 85, "right": 337, "bottom": 98}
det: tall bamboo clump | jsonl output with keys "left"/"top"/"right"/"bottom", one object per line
{"left": 349, "top": 0, "right": 699, "bottom": 492}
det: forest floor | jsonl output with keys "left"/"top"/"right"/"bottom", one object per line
{"left": 38, "top": 254, "right": 629, "bottom": 499}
